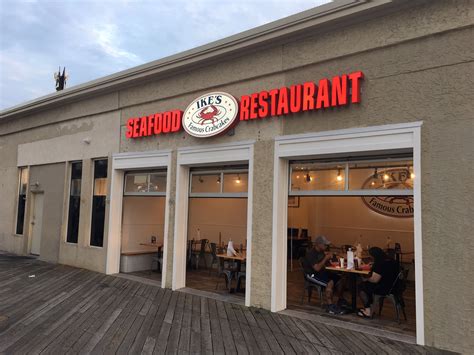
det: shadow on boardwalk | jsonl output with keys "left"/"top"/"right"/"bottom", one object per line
{"left": 0, "top": 252, "right": 452, "bottom": 354}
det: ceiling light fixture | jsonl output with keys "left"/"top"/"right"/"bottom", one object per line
{"left": 373, "top": 168, "right": 379, "bottom": 179}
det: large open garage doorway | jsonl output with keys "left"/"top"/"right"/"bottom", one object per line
{"left": 271, "top": 123, "right": 424, "bottom": 344}
{"left": 119, "top": 170, "right": 167, "bottom": 283}
{"left": 185, "top": 166, "right": 248, "bottom": 303}
{"left": 286, "top": 156, "right": 416, "bottom": 336}
{"left": 173, "top": 142, "right": 254, "bottom": 306}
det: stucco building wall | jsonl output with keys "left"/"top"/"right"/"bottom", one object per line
{"left": 0, "top": 1, "right": 472, "bottom": 352}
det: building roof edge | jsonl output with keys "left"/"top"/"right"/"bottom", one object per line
{"left": 0, "top": 0, "right": 411, "bottom": 120}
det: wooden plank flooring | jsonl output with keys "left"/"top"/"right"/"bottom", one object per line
{"left": 0, "top": 252, "right": 450, "bottom": 354}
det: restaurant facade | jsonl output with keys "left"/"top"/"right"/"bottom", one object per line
{"left": 0, "top": 0, "right": 472, "bottom": 353}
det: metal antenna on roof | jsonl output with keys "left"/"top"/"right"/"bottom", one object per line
{"left": 54, "top": 66, "right": 68, "bottom": 91}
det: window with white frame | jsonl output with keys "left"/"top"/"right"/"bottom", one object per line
{"left": 189, "top": 168, "right": 248, "bottom": 197}
{"left": 123, "top": 171, "right": 167, "bottom": 196}
{"left": 289, "top": 156, "right": 414, "bottom": 196}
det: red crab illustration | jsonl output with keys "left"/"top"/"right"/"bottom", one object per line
{"left": 197, "top": 105, "right": 220, "bottom": 125}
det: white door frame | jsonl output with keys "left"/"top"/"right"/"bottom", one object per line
{"left": 173, "top": 140, "right": 255, "bottom": 307}
{"left": 105, "top": 150, "right": 172, "bottom": 287}
{"left": 271, "top": 122, "right": 425, "bottom": 345}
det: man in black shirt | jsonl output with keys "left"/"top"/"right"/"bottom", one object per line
{"left": 303, "top": 236, "right": 346, "bottom": 315}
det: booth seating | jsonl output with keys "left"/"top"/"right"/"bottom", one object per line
{"left": 120, "top": 251, "right": 157, "bottom": 273}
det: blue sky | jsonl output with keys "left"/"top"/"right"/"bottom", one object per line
{"left": 0, "top": 0, "right": 330, "bottom": 110}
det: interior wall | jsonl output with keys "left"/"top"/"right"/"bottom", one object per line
{"left": 121, "top": 196, "right": 165, "bottom": 253}
{"left": 288, "top": 196, "right": 414, "bottom": 256}
{"left": 187, "top": 197, "right": 247, "bottom": 247}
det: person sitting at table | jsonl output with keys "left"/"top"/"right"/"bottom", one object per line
{"left": 357, "top": 247, "right": 400, "bottom": 318}
{"left": 302, "top": 235, "right": 347, "bottom": 315}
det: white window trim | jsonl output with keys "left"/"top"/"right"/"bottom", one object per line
{"left": 189, "top": 168, "right": 249, "bottom": 197}
{"left": 173, "top": 140, "right": 254, "bottom": 307}
{"left": 123, "top": 170, "right": 167, "bottom": 196}
{"left": 105, "top": 150, "right": 172, "bottom": 289}
{"left": 271, "top": 122, "right": 424, "bottom": 346}
{"left": 288, "top": 158, "right": 414, "bottom": 195}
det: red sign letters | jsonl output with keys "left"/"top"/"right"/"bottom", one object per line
{"left": 126, "top": 71, "right": 364, "bottom": 139}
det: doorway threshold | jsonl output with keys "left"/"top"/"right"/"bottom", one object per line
{"left": 280, "top": 308, "right": 416, "bottom": 345}
{"left": 178, "top": 287, "right": 245, "bottom": 306}
{"left": 114, "top": 272, "right": 162, "bottom": 288}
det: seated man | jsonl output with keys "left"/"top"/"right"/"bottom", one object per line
{"left": 302, "top": 235, "right": 347, "bottom": 314}
{"left": 357, "top": 247, "right": 400, "bottom": 318}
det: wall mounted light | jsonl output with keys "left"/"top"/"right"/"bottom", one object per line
{"left": 236, "top": 174, "right": 241, "bottom": 184}
{"left": 305, "top": 173, "right": 311, "bottom": 182}
{"left": 336, "top": 169, "right": 343, "bottom": 182}
{"left": 217, "top": 176, "right": 221, "bottom": 184}
{"left": 198, "top": 176, "right": 204, "bottom": 183}
{"left": 383, "top": 173, "right": 390, "bottom": 181}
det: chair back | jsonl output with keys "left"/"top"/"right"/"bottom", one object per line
{"left": 210, "top": 242, "right": 217, "bottom": 256}
{"left": 186, "top": 240, "right": 193, "bottom": 261}
{"left": 199, "top": 239, "right": 209, "bottom": 255}
{"left": 341, "top": 244, "right": 353, "bottom": 253}
{"left": 388, "top": 267, "right": 407, "bottom": 295}
{"left": 298, "top": 257, "right": 308, "bottom": 280}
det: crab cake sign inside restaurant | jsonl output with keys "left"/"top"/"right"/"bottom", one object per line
{"left": 182, "top": 92, "right": 239, "bottom": 138}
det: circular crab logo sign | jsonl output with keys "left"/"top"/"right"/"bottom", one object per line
{"left": 361, "top": 168, "right": 414, "bottom": 218}
{"left": 182, "top": 92, "right": 239, "bottom": 138}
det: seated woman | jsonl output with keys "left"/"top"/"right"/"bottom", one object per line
{"left": 357, "top": 247, "right": 400, "bottom": 318}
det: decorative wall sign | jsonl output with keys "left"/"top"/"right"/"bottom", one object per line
{"left": 361, "top": 168, "right": 414, "bottom": 218}
{"left": 182, "top": 92, "right": 239, "bottom": 138}
{"left": 288, "top": 196, "right": 300, "bottom": 208}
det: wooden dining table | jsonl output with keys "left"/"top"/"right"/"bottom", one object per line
{"left": 139, "top": 242, "right": 163, "bottom": 249}
{"left": 326, "top": 266, "right": 371, "bottom": 312}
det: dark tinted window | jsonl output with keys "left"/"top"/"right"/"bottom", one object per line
{"left": 90, "top": 159, "right": 107, "bottom": 247}
{"left": 67, "top": 162, "right": 82, "bottom": 243}
{"left": 15, "top": 168, "right": 28, "bottom": 235}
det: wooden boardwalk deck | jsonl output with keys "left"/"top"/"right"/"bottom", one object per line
{"left": 0, "top": 253, "right": 449, "bottom": 354}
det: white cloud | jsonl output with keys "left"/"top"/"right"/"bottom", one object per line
{"left": 85, "top": 23, "right": 141, "bottom": 63}
{"left": 0, "top": 0, "right": 331, "bottom": 110}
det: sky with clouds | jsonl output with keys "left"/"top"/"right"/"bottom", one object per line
{"left": 0, "top": 0, "right": 330, "bottom": 110}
